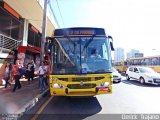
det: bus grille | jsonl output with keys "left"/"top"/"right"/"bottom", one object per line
{"left": 57, "top": 76, "right": 105, "bottom": 82}
{"left": 58, "top": 78, "right": 68, "bottom": 81}
{"left": 72, "top": 77, "right": 91, "bottom": 82}
{"left": 67, "top": 84, "right": 96, "bottom": 89}
{"left": 95, "top": 77, "right": 105, "bottom": 81}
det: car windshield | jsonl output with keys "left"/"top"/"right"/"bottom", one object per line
{"left": 52, "top": 36, "right": 112, "bottom": 74}
{"left": 139, "top": 68, "right": 155, "bottom": 73}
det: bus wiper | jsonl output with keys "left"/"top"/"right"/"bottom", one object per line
{"left": 64, "top": 35, "right": 76, "bottom": 46}
{"left": 64, "top": 35, "right": 77, "bottom": 54}
{"left": 54, "top": 37, "right": 75, "bottom": 66}
{"left": 83, "top": 35, "right": 95, "bottom": 50}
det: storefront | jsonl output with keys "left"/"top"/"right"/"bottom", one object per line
{"left": 0, "top": 0, "right": 54, "bottom": 85}
{"left": 17, "top": 46, "right": 41, "bottom": 71}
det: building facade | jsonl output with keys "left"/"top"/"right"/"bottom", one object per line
{"left": 0, "top": 0, "right": 58, "bottom": 84}
{"left": 127, "top": 49, "right": 143, "bottom": 59}
{"left": 114, "top": 48, "right": 125, "bottom": 62}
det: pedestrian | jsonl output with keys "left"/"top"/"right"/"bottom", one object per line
{"left": 4, "top": 62, "right": 12, "bottom": 88}
{"left": 11, "top": 60, "right": 21, "bottom": 92}
{"left": 43, "top": 61, "right": 49, "bottom": 87}
{"left": 38, "top": 62, "right": 46, "bottom": 93}
{"left": 26, "top": 60, "right": 35, "bottom": 84}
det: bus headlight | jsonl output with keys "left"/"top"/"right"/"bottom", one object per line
{"left": 99, "top": 82, "right": 110, "bottom": 87}
{"left": 52, "top": 83, "right": 64, "bottom": 88}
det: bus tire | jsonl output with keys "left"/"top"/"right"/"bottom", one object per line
{"left": 126, "top": 74, "right": 130, "bottom": 80}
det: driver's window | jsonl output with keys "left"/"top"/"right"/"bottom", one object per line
{"left": 134, "top": 68, "right": 138, "bottom": 72}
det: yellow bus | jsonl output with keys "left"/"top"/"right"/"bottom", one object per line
{"left": 113, "top": 61, "right": 127, "bottom": 73}
{"left": 48, "top": 27, "right": 114, "bottom": 96}
{"left": 126, "top": 55, "right": 160, "bottom": 73}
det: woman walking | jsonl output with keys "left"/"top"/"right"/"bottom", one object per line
{"left": 11, "top": 60, "right": 21, "bottom": 92}
{"left": 4, "top": 62, "right": 12, "bottom": 88}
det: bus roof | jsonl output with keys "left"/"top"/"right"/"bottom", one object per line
{"left": 53, "top": 27, "right": 106, "bottom": 37}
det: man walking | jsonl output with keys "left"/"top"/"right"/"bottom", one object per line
{"left": 26, "top": 60, "right": 35, "bottom": 84}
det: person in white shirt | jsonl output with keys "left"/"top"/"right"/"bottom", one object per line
{"left": 90, "top": 48, "right": 101, "bottom": 58}
{"left": 43, "top": 61, "right": 49, "bottom": 87}
{"left": 38, "top": 62, "right": 46, "bottom": 93}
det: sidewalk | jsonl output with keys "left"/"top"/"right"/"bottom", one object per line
{"left": 0, "top": 77, "right": 49, "bottom": 116}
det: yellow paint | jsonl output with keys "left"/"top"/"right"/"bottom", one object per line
{"left": 49, "top": 73, "right": 112, "bottom": 96}
{"left": 31, "top": 96, "right": 53, "bottom": 120}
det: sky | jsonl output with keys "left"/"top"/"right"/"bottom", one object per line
{"left": 50, "top": 0, "right": 160, "bottom": 57}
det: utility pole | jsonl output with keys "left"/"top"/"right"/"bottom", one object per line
{"left": 40, "top": 0, "right": 49, "bottom": 63}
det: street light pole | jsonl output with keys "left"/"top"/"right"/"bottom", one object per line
{"left": 40, "top": 0, "right": 49, "bottom": 63}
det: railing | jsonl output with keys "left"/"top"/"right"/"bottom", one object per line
{"left": 0, "top": 34, "right": 22, "bottom": 52}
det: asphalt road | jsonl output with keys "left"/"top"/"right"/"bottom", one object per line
{"left": 30, "top": 77, "right": 160, "bottom": 120}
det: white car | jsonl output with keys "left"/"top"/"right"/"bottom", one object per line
{"left": 126, "top": 66, "right": 160, "bottom": 85}
{"left": 112, "top": 68, "right": 122, "bottom": 83}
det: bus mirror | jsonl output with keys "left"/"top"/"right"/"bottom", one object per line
{"left": 110, "top": 42, "right": 114, "bottom": 51}
{"left": 108, "top": 36, "right": 114, "bottom": 51}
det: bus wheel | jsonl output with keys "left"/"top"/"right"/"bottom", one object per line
{"left": 126, "top": 74, "right": 130, "bottom": 80}
{"left": 140, "top": 77, "right": 145, "bottom": 84}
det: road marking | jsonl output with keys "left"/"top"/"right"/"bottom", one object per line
{"left": 31, "top": 96, "right": 53, "bottom": 120}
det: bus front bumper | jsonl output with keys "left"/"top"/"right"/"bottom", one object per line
{"left": 50, "top": 86, "right": 112, "bottom": 96}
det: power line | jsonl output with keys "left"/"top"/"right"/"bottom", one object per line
{"left": 37, "top": 0, "right": 60, "bottom": 27}
{"left": 55, "top": 0, "right": 65, "bottom": 28}
{"left": 48, "top": 2, "right": 60, "bottom": 27}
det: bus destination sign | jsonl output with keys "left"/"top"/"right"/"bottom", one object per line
{"left": 54, "top": 28, "right": 106, "bottom": 37}
{"left": 65, "top": 30, "right": 95, "bottom": 35}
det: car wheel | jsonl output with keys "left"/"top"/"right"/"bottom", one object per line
{"left": 140, "top": 77, "right": 145, "bottom": 84}
{"left": 117, "top": 80, "right": 121, "bottom": 83}
{"left": 126, "top": 74, "right": 130, "bottom": 80}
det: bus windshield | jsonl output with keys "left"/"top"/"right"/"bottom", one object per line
{"left": 52, "top": 36, "right": 112, "bottom": 74}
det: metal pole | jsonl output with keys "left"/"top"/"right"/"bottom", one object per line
{"left": 40, "top": 0, "right": 49, "bottom": 63}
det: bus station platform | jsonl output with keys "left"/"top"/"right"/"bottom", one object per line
{"left": 0, "top": 77, "right": 49, "bottom": 119}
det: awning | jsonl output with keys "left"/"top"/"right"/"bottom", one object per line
{"left": 18, "top": 46, "right": 41, "bottom": 54}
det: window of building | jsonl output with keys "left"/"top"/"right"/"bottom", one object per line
{"left": 27, "top": 24, "right": 41, "bottom": 47}
{"left": 0, "top": 2, "right": 23, "bottom": 40}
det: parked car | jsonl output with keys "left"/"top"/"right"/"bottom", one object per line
{"left": 126, "top": 66, "right": 160, "bottom": 85}
{"left": 112, "top": 67, "right": 122, "bottom": 83}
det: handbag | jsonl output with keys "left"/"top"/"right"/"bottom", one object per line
{"left": 18, "top": 68, "right": 26, "bottom": 76}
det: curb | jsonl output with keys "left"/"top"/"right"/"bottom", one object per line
{"left": 2, "top": 88, "right": 50, "bottom": 120}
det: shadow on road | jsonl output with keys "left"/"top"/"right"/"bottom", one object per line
{"left": 113, "top": 81, "right": 121, "bottom": 84}
{"left": 37, "top": 96, "right": 102, "bottom": 120}
{"left": 122, "top": 80, "right": 160, "bottom": 87}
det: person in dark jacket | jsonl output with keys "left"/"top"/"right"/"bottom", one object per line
{"left": 26, "top": 60, "right": 35, "bottom": 84}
